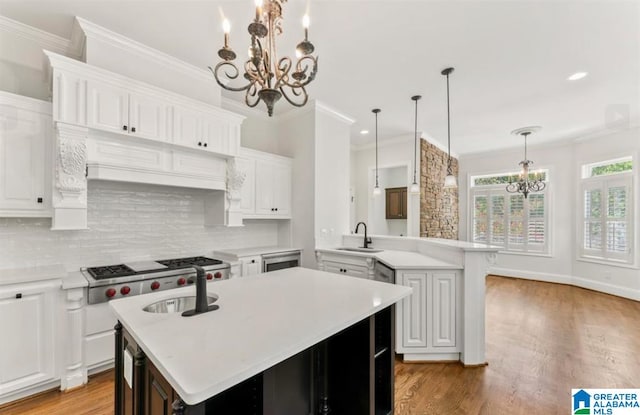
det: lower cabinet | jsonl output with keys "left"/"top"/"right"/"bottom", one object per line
{"left": 84, "top": 302, "right": 118, "bottom": 373}
{"left": 115, "top": 307, "right": 394, "bottom": 415}
{"left": 0, "top": 280, "right": 59, "bottom": 403}
{"left": 396, "top": 269, "right": 461, "bottom": 359}
{"left": 315, "top": 251, "right": 375, "bottom": 280}
{"left": 240, "top": 255, "right": 262, "bottom": 276}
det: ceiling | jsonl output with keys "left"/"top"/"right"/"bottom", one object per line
{"left": 1, "top": 0, "right": 639, "bottom": 155}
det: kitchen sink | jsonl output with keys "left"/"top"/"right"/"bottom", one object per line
{"left": 336, "top": 247, "right": 384, "bottom": 253}
{"left": 143, "top": 295, "right": 219, "bottom": 313}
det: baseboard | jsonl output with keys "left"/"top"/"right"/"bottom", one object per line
{"left": 401, "top": 352, "right": 460, "bottom": 362}
{"left": 489, "top": 267, "right": 640, "bottom": 301}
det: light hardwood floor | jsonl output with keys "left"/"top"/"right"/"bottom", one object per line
{"left": 2, "top": 276, "right": 639, "bottom": 415}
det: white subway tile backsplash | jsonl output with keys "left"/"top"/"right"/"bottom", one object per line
{"left": 0, "top": 181, "right": 279, "bottom": 272}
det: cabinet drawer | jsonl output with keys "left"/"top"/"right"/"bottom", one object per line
{"left": 85, "top": 331, "right": 115, "bottom": 368}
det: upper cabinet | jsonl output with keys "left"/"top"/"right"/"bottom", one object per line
{"left": 237, "top": 148, "right": 292, "bottom": 220}
{"left": 0, "top": 92, "right": 52, "bottom": 217}
{"left": 46, "top": 51, "right": 243, "bottom": 158}
{"left": 87, "top": 80, "right": 170, "bottom": 143}
{"left": 386, "top": 187, "right": 407, "bottom": 219}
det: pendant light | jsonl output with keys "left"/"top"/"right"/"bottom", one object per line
{"left": 442, "top": 67, "right": 458, "bottom": 189}
{"left": 372, "top": 108, "right": 381, "bottom": 196}
{"left": 409, "top": 96, "right": 421, "bottom": 194}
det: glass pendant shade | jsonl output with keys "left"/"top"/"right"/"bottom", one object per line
{"left": 373, "top": 186, "right": 381, "bottom": 196}
{"left": 443, "top": 174, "right": 458, "bottom": 189}
{"left": 409, "top": 181, "right": 420, "bottom": 194}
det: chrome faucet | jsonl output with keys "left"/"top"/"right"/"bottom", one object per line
{"left": 354, "top": 222, "right": 372, "bottom": 249}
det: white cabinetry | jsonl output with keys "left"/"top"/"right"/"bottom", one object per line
{"left": 84, "top": 302, "right": 117, "bottom": 373}
{"left": 87, "top": 80, "right": 170, "bottom": 142}
{"left": 0, "top": 93, "right": 52, "bottom": 217}
{"left": 240, "top": 256, "right": 262, "bottom": 276}
{"left": 0, "top": 280, "right": 59, "bottom": 402}
{"left": 396, "top": 269, "right": 461, "bottom": 361}
{"left": 238, "top": 148, "right": 292, "bottom": 219}
{"left": 315, "top": 251, "right": 375, "bottom": 279}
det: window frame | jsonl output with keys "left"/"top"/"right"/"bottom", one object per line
{"left": 469, "top": 169, "right": 550, "bottom": 255}
{"left": 579, "top": 166, "right": 634, "bottom": 265}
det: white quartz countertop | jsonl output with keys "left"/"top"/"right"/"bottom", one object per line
{"left": 315, "top": 248, "right": 462, "bottom": 270}
{"left": 375, "top": 250, "right": 462, "bottom": 269}
{"left": 342, "top": 234, "right": 501, "bottom": 252}
{"left": 0, "top": 264, "right": 68, "bottom": 286}
{"left": 213, "top": 246, "right": 302, "bottom": 258}
{"left": 109, "top": 267, "right": 411, "bottom": 405}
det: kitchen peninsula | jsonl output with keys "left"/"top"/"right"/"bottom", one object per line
{"left": 316, "top": 235, "right": 500, "bottom": 365}
{"left": 109, "top": 267, "right": 412, "bottom": 415}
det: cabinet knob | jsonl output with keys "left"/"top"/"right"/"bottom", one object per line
{"left": 275, "top": 208, "right": 278, "bottom": 212}
{"left": 131, "top": 127, "right": 136, "bottom": 133}
{"left": 203, "top": 142, "right": 208, "bottom": 147}
{"left": 37, "top": 197, "right": 43, "bottom": 203}
{"left": 123, "top": 125, "right": 128, "bottom": 131}
{"left": 251, "top": 259, "right": 255, "bottom": 263}
{"left": 16, "top": 293, "right": 22, "bottom": 299}
{"left": 198, "top": 142, "right": 202, "bottom": 146}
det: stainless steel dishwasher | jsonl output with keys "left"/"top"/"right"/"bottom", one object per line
{"left": 374, "top": 261, "right": 395, "bottom": 284}
{"left": 262, "top": 250, "right": 302, "bottom": 273}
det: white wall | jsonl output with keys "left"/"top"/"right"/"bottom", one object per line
{"left": 459, "top": 127, "right": 640, "bottom": 300}
{"left": 352, "top": 135, "right": 420, "bottom": 237}
{"left": 0, "top": 181, "right": 278, "bottom": 271}
{"left": 370, "top": 166, "right": 408, "bottom": 236}
{"left": 314, "top": 107, "right": 352, "bottom": 247}
{"left": 278, "top": 108, "right": 316, "bottom": 267}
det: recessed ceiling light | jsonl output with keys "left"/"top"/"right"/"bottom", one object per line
{"left": 360, "top": 129, "right": 369, "bottom": 135}
{"left": 567, "top": 72, "right": 588, "bottom": 81}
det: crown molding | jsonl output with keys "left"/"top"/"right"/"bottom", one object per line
{"left": 0, "top": 15, "right": 80, "bottom": 59}
{"left": 74, "top": 16, "right": 211, "bottom": 83}
{"left": 314, "top": 100, "right": 356, "bottom": 125}
{"left": 0, "top": 90, "right": 52, "bottom": 114}
{"left": 221, "top": 96, "right": 270, "bottom": 121}
{"left": 351, "top": 133, "right": 459, "bottom": 159}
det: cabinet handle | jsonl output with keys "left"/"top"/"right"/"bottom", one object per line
{"left": 131, "top": 127, "right": 136, "bottom": 133}
{"left": 16, "top": 293, "right": 22, "bottom": 299}
{"left": 37, "top": 197, "right": 43, "bottom": 203}
{"left": 123, "top": 125, "right": 128, "bottom": 131}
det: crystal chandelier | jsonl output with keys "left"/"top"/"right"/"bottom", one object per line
{"left": 210, "top": 0, "right": 318, "bottom": 117}
{"left": 506, "top": 126, "right": 546, "bottom": 198}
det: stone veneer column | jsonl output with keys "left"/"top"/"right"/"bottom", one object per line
{"left": 419, "top": 140, "right": 459, "bottom": 239}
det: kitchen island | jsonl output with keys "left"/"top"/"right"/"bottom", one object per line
{"left": 109, "top": 267, "right": 412, "bottom": 415}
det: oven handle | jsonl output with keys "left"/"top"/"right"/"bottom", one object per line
{"left": 261, "top": 251, "right": 301, "bottom": 260}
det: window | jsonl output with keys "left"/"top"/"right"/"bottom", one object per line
{"left": 580, "top": 157, "right": 633, "bottom": 264}
{"left": 470, "top": 170, "right": 549, "bottom": 254}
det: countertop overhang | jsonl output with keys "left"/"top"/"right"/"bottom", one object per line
{"left": 109, "top": 267, "right": 412, "bottom": 405}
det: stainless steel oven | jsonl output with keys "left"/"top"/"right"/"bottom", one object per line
{"left": 262, "top": 251, "right": 301, "bottom": 273}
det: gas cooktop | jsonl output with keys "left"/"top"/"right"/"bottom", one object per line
{"left": 86, "top": 256, "right": 224, "bottom": 280}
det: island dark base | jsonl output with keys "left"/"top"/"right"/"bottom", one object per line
{"left": 115, "top": 306, "right": 395, "bottom": 415}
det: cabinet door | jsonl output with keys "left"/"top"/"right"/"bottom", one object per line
{"left": 254, "top": 160, "right": 275, "bottom": 215}
{"left": 385, "top": 187, "right": 407, "bottom": 219}
{"left": 431, "top": 272, "right": 457, "bottom": 348}
{"left": 272, "top": 162, "right": 292, "bottom": 216}
{"left": 146, "top": 361, "right": 175, "bottom": 415}
{"left": 236, "top": 158, "right": 256, "bottom": 214}
{"left": 173, "top": 106, "right": 203, "bottom": 149}
{"left": 87, "top": 81, "right": 129, "bottom": 134}
{"left": 241, "top": 256, "right": 261, "bottom": 276}
{"left": 400, "top": 272, "right": 427, "bottom": 348}
{"left": 344, "top": 263, "right": 369, "bottom": 279}
{"left": 0, "top": 106, "right": 50, "bottom": 214}
{"left": 320, "top": 261, "right": 344, "bottom": 275}
{"left": 202, "top": 115, "right": 224, "bottom": 154}
{"left": 128, "top": 92, "right": 169, "bottom": 142}
{"left": 0, "top": 282, "right": 57, "bottom": 397}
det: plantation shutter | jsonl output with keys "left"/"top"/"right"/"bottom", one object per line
{"left": 490, "top": 194, "right": 505, "bottom": 245}
{"left": 473, "top": 194, "right": 488, "bottom": 243}
{"left": 527, "top": 193, "right": 546, "bottom": 250}
{"left": 508, "top": 194, "right": 525, "bottom": 248}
